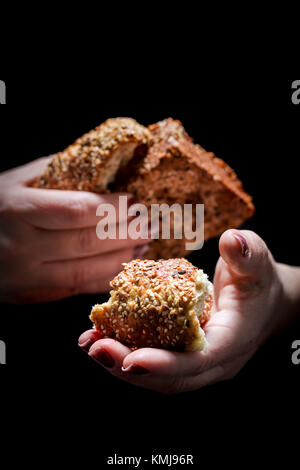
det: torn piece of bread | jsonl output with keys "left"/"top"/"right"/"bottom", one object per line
{"left": 121, "top": 118, "right": 255, "bottom": 259}
{"left": 33, "top": 118, "right": 150, "bottom": 192}
{"left": 90, "top": 258, "right": 213, "bottom": 352}
{"left": 33, "top": 116, "right": 254, "bottom": 259}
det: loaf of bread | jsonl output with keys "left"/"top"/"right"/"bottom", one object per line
{"left": 121, "top": 118, "right": 254, "bottom": 258}
{"left": 34, "top": 117, "right": 254, "bottom": 258}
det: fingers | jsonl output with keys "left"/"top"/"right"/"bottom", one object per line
{"left": 219, "top": 229, "right": 275, "bottom": 282}
{"left": 84, "top": 337, "right": 215, "bottom": 379}
{"left": 38, "top": 247, "right": 135, "bottom": 289}
{"left": 0, "top": 156, "right": 53, "bottom": 184}
{"left": 86, "top": 339, "right": 170, "bottom": 392}
{"left": 14, "top": 188, "right": 133, "bottom": 229}
{"left": 122, "top": 348, "right": 212, "bottom": 378}
{"left": 78, "top": 332, "right": 131, "bottom": 369}
{"left": 2, "top": 286, "right": 81, "bottom": 304}
{"left": 78, "top": 330, "right": 103, "bottom": 351}
{"left": 76, "top": 278, "right": 111, "bottom": 294}
{"left": 36, "top": 225, "right": 150, "bottom": 262}
{"left": 18, "top": 156, "right": 54, "bottom": 183}
{"left": 120, "top": 322, "right": 256, "bottom": 382}
{"left": 85, "top": 339, "right": 191, "bottom": 393}
{"left": 88, "top": 338, "right": 132, "bottom": 371}
{"left": 79, "top": 337, "right": 226, "bottom": 394}
{"left": 60, "top": 244, "right": 149, "bottom": 294}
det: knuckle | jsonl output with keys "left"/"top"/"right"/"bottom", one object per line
{"left": 70, "top": 264, "right": 91, "bottom": 289}
{"left": 65, "top": 198, "right": 87, "bottom": 225}
{"left": 0, "top": 237, "right": 14, "bottom": 262}
{"left": 193, "top": 357, "right": 213, "bottom": 377}
{"left": 106, "top": 250, "right": 131, "bottom": 276}
{"left": 0, "top": 233, "right": 24, "bottom": 266}
{"left": 77, "top": 227, "right": 95, "bottom": 254}
{"left": 0, "top": 194, "right": 14, "bottom": 216}
{"left": 258, "top": 244, "right": 270, "bottom": 266}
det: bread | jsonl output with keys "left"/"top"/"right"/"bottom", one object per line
{"left": 119, "top": 118, "right": 254, "bottom": 258}
{"left": 90, "top": 258, "right": 213, "bottom": 352}
{"left": 34, "top": 117, "right": 254, "bottom": 259}
{"left": 33, "top": 117, "right": 150, "bottom": 192}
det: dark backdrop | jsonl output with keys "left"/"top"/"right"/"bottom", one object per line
{"left": 0, "top": 77, "right": 299, "bottom": 467}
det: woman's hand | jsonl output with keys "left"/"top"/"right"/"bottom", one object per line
{"left": 79, "top": 229, "right": 292, "bottom": 394}
{"left": 0, "top": 157, "right": 150, "bottom": 303}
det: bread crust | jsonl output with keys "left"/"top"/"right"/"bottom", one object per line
{"left": 33, "top": 117, "right": 254, "bottom": 259}
{"left": 90, "top": 258, "right": 213, "bottom": 352}
{"left": 33, "top": 118, "right": 150, "bottom": 192}
{"left": 124, "top": 118, "right": 255, "bottom": 258}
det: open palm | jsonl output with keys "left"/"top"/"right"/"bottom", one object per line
{"left": 79, "top": 229, "right": 283, "bottom": 394}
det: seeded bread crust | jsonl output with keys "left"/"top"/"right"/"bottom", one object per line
{"left": 33, "top": 117, "right": 254, "bottom": 259}
{"left": 123, "top": 118, "right": 255, "bottom": 259}
{"left": 90, "top": 258, "right": 213, "bottom": 352}
{"left": 33, "top": 118, "right": 150, "bottom": 192}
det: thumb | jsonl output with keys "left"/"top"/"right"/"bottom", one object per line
{"left": 219, "top": 229, "right": 275, "bottom": 281}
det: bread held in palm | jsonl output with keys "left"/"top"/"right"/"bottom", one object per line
{"left": 90, "top": 258, "right": 213, "bottom": 352}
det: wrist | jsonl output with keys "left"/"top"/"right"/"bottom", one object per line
{"left": 273, "top": 263, "right": 300, "bottom": 333}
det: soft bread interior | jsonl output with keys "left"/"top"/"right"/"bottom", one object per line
{"left": 184, "top": 270, "right": 213, "bottom": 351}
{"left": 96, "top": 142, "right": 138, "bottom": 191}
{"left": 194, "top": 270, "right": 213, "bottom": 318}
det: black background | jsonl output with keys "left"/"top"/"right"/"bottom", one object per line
{"left": 0, "top": 77, "right": 299, "bottom": 466}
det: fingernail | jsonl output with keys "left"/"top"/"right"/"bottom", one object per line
{"left": 122, "top": 364, "right": 149, "bottom": 375}
{"left": 89, "top": 348, "right": 115, "bottom": 368}
{"left": 134, "top": 244, "right": 149, "bottom": 259}
{"left": 233, "top": 233, "right": 249, "bottom": 257}
{"left": 78, "top": 340, "right": 93, "bottom": 353}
